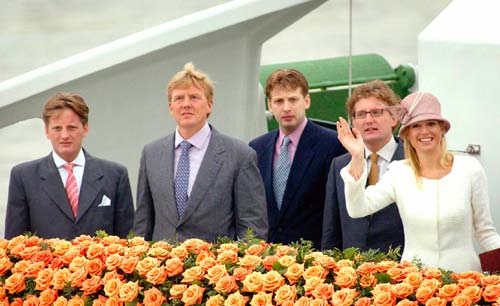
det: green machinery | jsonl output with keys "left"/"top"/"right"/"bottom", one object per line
{"left": 259, "top": 53, "right": 415, "bottom": 131}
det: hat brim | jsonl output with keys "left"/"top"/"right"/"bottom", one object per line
{"left": 398, "top": 114, "right": 451, "bottom": 137}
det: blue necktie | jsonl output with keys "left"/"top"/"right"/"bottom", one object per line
{"left": 175, "top": 141, "right": 192, "bottom": 218}
{"left": 273, "top": 136, "right": 291, "bottom": 210}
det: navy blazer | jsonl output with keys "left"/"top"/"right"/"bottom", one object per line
{"left": 5, "top": 151, "right": 134, "bottom": 240}
{"left": 321, "top": 138, "right": 405, "bottom": 253}
{"left": 249, "top": 120, "right": 346, "bottom": 248}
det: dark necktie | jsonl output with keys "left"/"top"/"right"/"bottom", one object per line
{"left": 273, "top": 136, "right": 291, "bottom": 210}
{"left": 175, "top": 141, "right": 192, "bottom": 218}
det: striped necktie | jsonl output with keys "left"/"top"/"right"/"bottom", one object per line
{"left": 273, "top": 136, "right": 292, "bottom": 210}
{"left": 63, "top": 163, "right": 79, "bottom": 218}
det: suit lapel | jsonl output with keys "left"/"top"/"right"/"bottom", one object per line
{"left": 392, "top": 137, "right": 405, "bottom": 161}
{"left": 260, "top": 131, "right": 279, "bottom": 211}
{"left": 278, "top": 121, "right": 317, "bottom": 217}
{"left": 178, "top": 128, "right": 224, "bottom": 226}
{"left": 160, "top": 136, "right": 180, "bottom": 223}
{"left": 40, "top": 154, "right": 75, "bottom": 221}
{"left": 76, "top": 153, "right": 102, "bottom": 222}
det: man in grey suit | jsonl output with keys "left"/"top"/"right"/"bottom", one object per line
{"left": 133, "top": 63, "right": 268, "bottom": 242}
{"left": 322, "top": 80, "right": 405, "bottom": 253}
{"left": 5, "top": 92, "right": 134, "bottom": 240}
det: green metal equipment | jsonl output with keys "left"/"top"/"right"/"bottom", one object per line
{"left": 259, "top": 53, "right": 415, "bottom": 131}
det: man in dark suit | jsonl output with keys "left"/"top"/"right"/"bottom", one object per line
{"left": 322, "top": 80, "right": 405, "bottom": 253}
{"left": 249, "top": 69, "right": 345, "bottom": 248}
{"left": 5, "top": 92, "right": 134, "bottom": 240}
{"left": 133, "top": 63, "right": 268, "bottom": 242}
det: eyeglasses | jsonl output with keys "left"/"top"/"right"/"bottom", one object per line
{"left": 353, "top": 108, "right": 386, "bottom": 119}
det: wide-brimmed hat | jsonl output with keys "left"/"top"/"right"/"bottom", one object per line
{"left": 398, "top": 92, "right": 451, "bottom": 137}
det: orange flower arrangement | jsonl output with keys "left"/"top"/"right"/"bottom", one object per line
{"left": 0, "top": 232, "right": 498, "bottom": 306}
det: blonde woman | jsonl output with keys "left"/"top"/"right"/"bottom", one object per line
{"left": 336, "top": 92, "right": 500, "bottom": 272}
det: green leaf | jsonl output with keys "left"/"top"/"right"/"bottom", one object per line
{"left": 374, "top": 272, "right": 391, "bottom": 283}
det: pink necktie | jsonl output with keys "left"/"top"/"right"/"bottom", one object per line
{"left": 63, "top": 163, "right": 79, "bottom": 217}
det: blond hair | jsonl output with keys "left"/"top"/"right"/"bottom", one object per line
{"left": 167, "top": 62, "right": 215, "bottom": 102}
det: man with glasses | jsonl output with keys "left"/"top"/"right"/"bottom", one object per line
{"left": 322, "top": 80, "right": 405, "bottom": 254}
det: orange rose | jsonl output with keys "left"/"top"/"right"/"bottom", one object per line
{"left": 68, "top": 295, "right": 85, "bottom": 306}
{"left": 331, "top": 288, "right": 359, "bottom": 306}
{"left": 53, "top": 296, "right": 68, "bottom": 306}
{"left": 118, "top": 281, "right": 140, "bottom": 302}
{"left": 0, "top": 257, "right": 13, "bottom": 276}
{"left": 170, "top": 246, "right": 189, "bottom": 260}
{"left": 371, "top": 283, "right": 392, "bottom": 295}
{"left": 391, "top": 282, "right": 414, "bottom": 299}
{"left": 100, "top": 235, "right": 121, "bottom": 245}
{"left": 424, "top": 297, "right": 447, "bottom": 306}
{"left": 70, "top": 267, "right": 89, "bottom": 287}
{"left": 250, "top": 292, "right": 273, "bottom": 306}
{"left": 52, "top": 240, "right": 72, "bottom": 256}
{"left": 436, "top": 284, "right": 460, "bottom": 301}
{"left": 39, "top": 289, "right": 57, "bottom": 306}
{"left": 309, "top": 298, "right": 328, "bottom": 306}
{"left": 92, "top": 295, "right": 108, "bottom": 306}
{"left": 452, "top": 271, "right": 482, "bottom": 283}
{"left": 303, "top": 266, "right": 327, "bottom": 280}
{"left": 313, "top": 254, "right": 336, "bottom": 270}
{"left": 224, "top": 291, "right": 249, "bottom": 306}
{"left": 451, "top": 295, "right": 472, "bottom": 306}
{"left": 354, "top": 297, "right": 372, "bottom": 306}
{"left": 181, "top": 284, "right": 205, "bottom": 306}
{"left": 170, "top": 284, "right": 188, "bottom": 299}
{"left": 105, "top": 254, "right": 123, "bottom": 271}
{"left": 217, "top": 250, "right": 238, "bottom": 264}
{"left": 311, "top": 283, "right": 333, "bottom": 300}
{"left": 61, "top": 247, "right": 80, "bottom": 265}
{"left": 128, "top": 236, "right": 149, "bottom": 247}
{"left": 125, "top": 245, "right": 149, "bottom": 258}
{"left": 372, "top": 291, "right": 396, "bottom": 306}
{"left": 242, "top": 271, "right": 264, "bottom": 292}
{"left": 262, "top": 270, "right": 285, "bottom": 292}
{"left": 35, "top": 268, "right": 54, "bottom": 291}
{"left": 87, "top": 258, "right": 105, "bottom": 276}
{"left": 239, "top": 255, "right": 262, "bottom": 269}
{"left": 147, "top": 247, "right": 170, "bottom": 261}
{"left": 294, "top": 296, "right": 312, "bottom": 306}
{"left": 12, "top": 260, "right": 30, "bottom": 274}
{"left": 207, "top": 295, "right": 225, "bottom": 306}
{"left": 375, "top": 260, "right": 397, "bottom": 273}
{"left": 82, "top": 275, "right": 103, "bottom": 296}
{"left": 205, "top": 264, "right": 229, "bottom": 284}
{"left": 482, "top": 284, "right": 500, "bottom": 302}
{"left": 395, "top": 299, "right": 418, "bottom": 306}
{"left": 143, "top": 287, "right": 166, "bottom": 306}
{"left": 303, "top": 277, "right": 323, "bottom": 295}
{"left": 274, "top": 284, "right": 298, "bottom": 305}
{"left": 404, "top": 272, "right": 423, "bottom": 289}
{"left": 151, "top": 240, "right": 172, "bottom": 251}
{"left": 457, "top": 278, "right": 477, "bottom": 290}
{"left": 165, "top": 257, "right": 184, "bottom": 277}
{"left": 10, "top": 297, "right": 23, "bottom": 306}
{"left": 420, "top": 278, "right": 441, "bottom": 290}
{"left": 182, "top": 238, "right": 205, "bottom": 252}
{"left": 284, "top": 263, "right": 304, "bottom": 285}
{"left": 136, "top": 257, "right": 159, "bottom": 278}
{"left": 245, "top": 242, "right": 267, "bottom": 256}
{"left": 216, "top": 276, "right": 239, "bottom": 294}
{"left": 104, "top": 244, "right": 125, "bottom": 257}
{"left": 334, "top": 272, "right": 357, "bottom": 289}
{"left": 23, "top": 295, "right": 40, "bottom": 306}
{"left": 387, "top": 267, "right": 406, "bottom": 283}
{"left": 481, "top": 275, "right": 500, "bottom": 287}
{"left": 104, "top": 296, "right": 121, "bottom": 306}
{"left": 219, "top": 243, "right": 239, "bottom": 253}
{"left": 359, "top": 273, "right": 377, "bottom": 289}
{"left": 275, "top": 245, "right": 296, "bottom": 257}
{"left": 262, "top": 255, "right": 279, "bottom": 271}
{"left": 197, "top": 254, "right": 217, "bottom": 271}
{"left": 146, "top": 266, "right": 167, "bottom": 285}
{"left": 104, "top": 278, "right": 122, "bottom": 297}
{"left": 5, "top": 272, "right": 25, "bottom": 294}
{"left": 119, "top": 256, "right": 139, "bottom": 274}
{"left": 415, "top": 286, "right": 435, "bottom": 305}
{"left": 182, "top": 266, "right": 205, "bottom": 283}
{"left": 86, "top": 243, "right": 105, "bottom": 259}
{"left": 422, "top": 268, "right": 443, "bottom": 279}
{"left": 232, "top": 267, "right": 251, "bottom": 281}
{"left": 278, "top": 255, "right": 296, "bottom": 267}
{"left": 103, "top": 271, "right": 124, "bottom": 283}
{"left": 19, "top": 245, "right": 41, "bottom": 260}
{"left": 357, "top": 262, "right": 377, "bottom": 275}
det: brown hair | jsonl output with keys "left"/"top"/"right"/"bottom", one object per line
{"left": 401, "top": 121, "right": 453, "bottom": 184}
{"left": 167, "top": 62, "right": 215, "bottom": 102}
{"left": 265, "top": 69, "right": 309, "bottom": 99}
{"left": 346, "top": 80, "right": 401, "bottom": 126}
{"left": 42, "top": 92, "right": 89, "bottom": 126}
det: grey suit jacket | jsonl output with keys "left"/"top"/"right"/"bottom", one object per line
{"left": 322, "top": 138, "right": 405, "bottom": 252}
{"left": 133, "top": 127, "right": 268, "bottom": 242}
{"left": 5, "top": 151, "right": 134, "bottom": 239}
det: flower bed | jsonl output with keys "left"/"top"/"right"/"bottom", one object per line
{"left": 0, "top": 232, "right": 499, "bottom": 306}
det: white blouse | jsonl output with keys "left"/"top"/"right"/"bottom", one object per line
{"left": 341, "top": 154, "right": 500, "bottom": 272}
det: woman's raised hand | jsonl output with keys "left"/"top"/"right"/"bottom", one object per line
{"left": 336, "top": 117, "right": 365, "bottom": 180}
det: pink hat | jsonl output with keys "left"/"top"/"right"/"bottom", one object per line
{"left": 398, "top": 92, "right": 451, "bottom": 137}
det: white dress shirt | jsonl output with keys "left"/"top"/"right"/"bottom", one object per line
{"left": 53, "top": 149, "right": 86, "bottom": 191}
{"left": 365, "top": 136, "right": 398, "bottom": 179}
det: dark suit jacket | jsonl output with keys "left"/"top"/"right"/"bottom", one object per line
{"left": 5, "top": 151, "right": 134, "bottom": 239}
{"left": 321, "top": 138, "right": 405, "bottom": 252}
{"left": 133, "top": 127, "right": 268, "bottom": 242}
{"left": 249, "top": 120, "right": 346, "bottom": 248}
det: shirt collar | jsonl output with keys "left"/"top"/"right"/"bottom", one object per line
{"left": 175, "top": 122, "right": 211, "bottom": 149}
{"left": 277, "top": 118, "right": 308, "bottom": 147}
{"left": 52, "top": 149, "right": 86, "bottom": 168}
{"left": 365, "top": 136, "right": 397, "bottom": 162}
